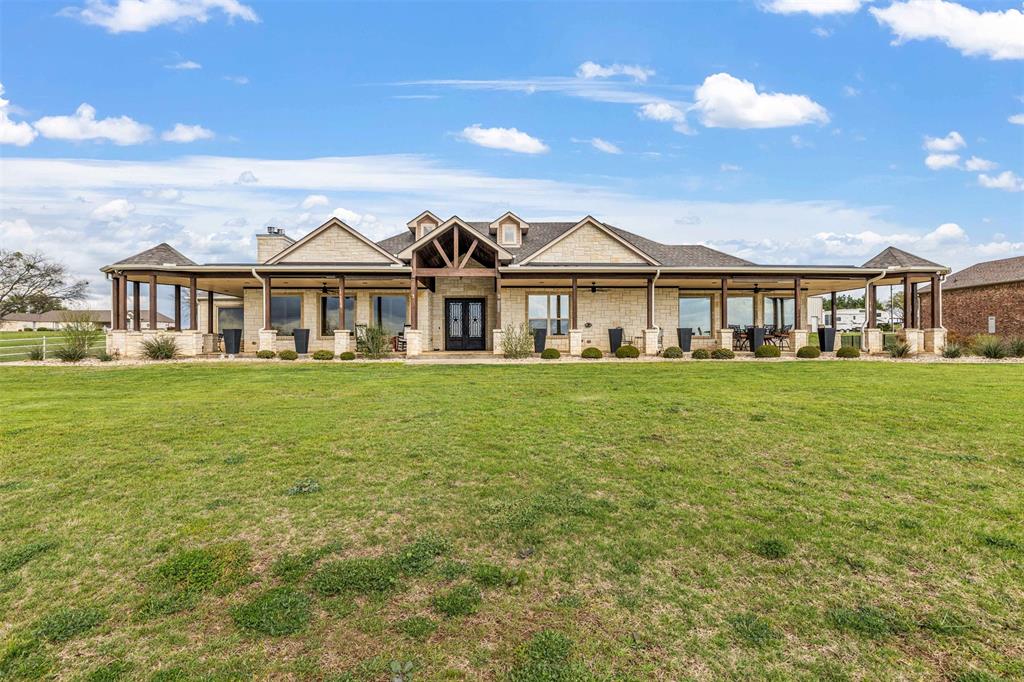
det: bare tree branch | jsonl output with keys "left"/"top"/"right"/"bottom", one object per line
{"left": 0, "top": 250, "right": 89, "bottom": 318}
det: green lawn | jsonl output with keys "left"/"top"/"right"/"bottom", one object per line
{"left": 1, "top": 363, "right": 1022, "bottom": 681}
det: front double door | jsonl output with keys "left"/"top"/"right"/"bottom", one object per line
{"left": 445, "top": 298, "right": 486, "bottom": 351}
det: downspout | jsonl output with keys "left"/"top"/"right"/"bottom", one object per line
{"left": 860, "top": 268, "right": 890, "bottom": 351}
{"left": 251, "top": 268, "right": 266, "bottom": 330}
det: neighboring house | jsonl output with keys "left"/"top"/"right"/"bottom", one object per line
{"left": 100, "top": 213, "right": 950, "bottom": 357}
{"left": 0, "top": 309, "right": 173, "bottom": 332}
{"left": 918, "top": 254, "right": 1024, "bottom": 338}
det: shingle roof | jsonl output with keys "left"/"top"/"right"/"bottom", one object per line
{"left": 376, "top": 220, "right": 753, "bottom": 267}
{"left": 862, "top": 246, "right": 943, "bottom": 269}
{"left": 114, "top": 243, "right": 195, "bottom": 266}
{"left": 921, "top": 254, "right": 1024, "bottom": 292}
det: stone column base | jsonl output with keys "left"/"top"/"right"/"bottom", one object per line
{"left": 174, "top": 331, "right": 205, "bottom": 357}
{"left": 901, "top": 328, "right": 924, "bottom": 354}
{"left": 404, "top": 329, "right": 423, "bottom": 357}
{"left": 333, "top": 330, "right": 352, "bottom": 355}
{"left": 492, "top": 329, "right": 504, "bottom": 355}
{"left": 643, "top": 328, "right": 659, "bottom": 356}
{"left": 107, "top": 330, "right": 127, "bottom": 356}
{"left": 865, "top": 328, "right": 883, "bottom": 354}
{"left": 789, "top": 329, "right": 808, "bottom": 351}
{"left": 568, "top": 329, "right": 582, "bottom": 356}
{"left": 716, "top": 328, "right": 733, "bottom": 351}
{"left": 923, "top": 328, "right": 946, "bottom": 354}
{"left": 258, "top": 329, "right": 277, "bottom": 353}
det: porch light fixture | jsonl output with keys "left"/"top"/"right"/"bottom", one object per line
{"left": 321, "top": 283, "right": 328, "bottom": 294}
{"left": 590, "top": 282, "right": 597, "bottom": 294}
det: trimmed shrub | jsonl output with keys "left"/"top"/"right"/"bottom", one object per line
{"left": 501, "top": 322, "right": 533, "bottom": 359}
{"left": 974, "top": 336, "right": 1007, "bottom": 359}
{"left": 615, "top": 344, "right": 640, "bottom": 359}
{"left": 338, "top": 351, "right": 356, "bottom": 361}
{"left": 888, "top": 342, "right": 912, "bottom": 359}
{"left": 255, "top": 350, "right": 275, "bottom": 359}
{"left": 691, "top": 348, "right": 710, "bottom": 360}
{"left": 796, "top": 345, "right": 821, "bottom": 359}
{"left": 661, "top": 346, "right": 683, "bottom": 359}
{"left": 311, "top": 349, "right": 334, "bottom": 361}
{"left": 141, "top": 335, "right": 180, "bottom": 360}
{"left": 1008, "top": 337, "right": 1024, "bottom": 358}
{"left": 710, "top": 348, "right": 735, "bottom": 360}
{"left": 942, "top": 343, "right": 963, "bottom": 359}
{"left": 278, "top": 349, "right": 299, "bottom": 361}
{"left": 581, "top": 347, "right": 603, "bottom": 359}
{"left": 754, "top": 344, "right": 781, "bottom": 358}
{"left": 836, "top": 345, "right": 861, "bottom": 359}
{"left": 540, "top": 348, "right": 560, "bottom": 360}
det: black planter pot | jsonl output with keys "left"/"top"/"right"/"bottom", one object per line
{"left": 818, "top": 327, "right": 836, "bottom": 352}
{"left": 222, "top": 328, "right": 242, "bottom": 354}
{"left": 676, "top": 327, "right": 693, "bottom": 352}
{"left": 608, "top": 327, "right": 624, "bottom": 354}
{"left": 293, "top": 328, "right": 310, "bottom": 354}
{"left": 748, "top": 326, "right": 766, "bottom": 352}
{"left": 533, "top": 329, "right": 547, "bottom": 353}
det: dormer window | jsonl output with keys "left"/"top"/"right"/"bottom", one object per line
{"left": 501, "top": 223, "right": 517, "bottom": 245}
{"left": 489, "top": 211, "right": 528, "bottom": 246}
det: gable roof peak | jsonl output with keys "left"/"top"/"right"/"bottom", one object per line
{"left": 406, "top": 210, "right": 444, "bottom": 232}
{"left": 862, "top": 246, "right": 944, "bottom": 269}
{"left": 267, "top": 216, "right": 401, "bottom": 264}
{"left": 114, "top": 242, "right": 196, "bottom": 267}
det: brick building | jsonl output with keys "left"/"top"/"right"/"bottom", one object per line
{"left": 919, "top": 255, "right": 1024, "bottom": 339}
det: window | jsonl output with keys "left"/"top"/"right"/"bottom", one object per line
{"left": 270, "top": 295, "right": 302, "bottom": 336}
{"left": 321, "top": 295, "right": 355, "bottom": 336}
{"left": 501, "top": 223, "right": 517, "bottom": 244}
{"left": 528, "top": 294, "right": 570, "bottom": 335}
{"left": 728, "top": 296, "right": 754, "bottom": 327}
{"left": 678, "top": 296, "right": 712, "bottom": 335}
{"left": 372, "top": 295, "right": 407, "bottom": 334}
{"left": 217, "top": 307, "right": 243, "bottom": 337}
{"left": 419, "top": 222, "right": 436, "bottom": 239}
{"left": 766, "top": 298, "right": 795, "bottom": 327}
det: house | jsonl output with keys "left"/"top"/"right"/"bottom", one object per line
{"left": 918, "top": 254, "right": 1024, "bottom": 338}
{"left": 100, "top": 214, "right": 950, "bottom": 357}
{"left": 0, "top": 309, "right": 170, "bottom": 331}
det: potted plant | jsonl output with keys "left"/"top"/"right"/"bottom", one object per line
{"left": 222, "top": 328, "right": 242, "bottom": 355}
{"left": 532, "top": 326, "right": 546, "bottom": 353}
{"left": 676, "top": 327, "right": 693, "bottom": 352}
{"left": 608, "top": 327, "right": 623, "bottom": 354}
{"left": 293, "top": 328, "right": 310, "bottom": 354}
{"left": 818, "top": 326, "right": 836, "bottom": 352}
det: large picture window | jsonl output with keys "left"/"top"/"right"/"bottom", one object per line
{"left": 728, "top": 296, "right": 754, "bottom": 327}
{"left": 766, "top": 298, "right": 795, "bottom": 328}
{"left": 217, "top": 307, "right": 243, "bottom": 337}
{"left": 528, "top": 294, "right": 569, "bottom": 336}
{"left": 320, "top": 295, "right": 356, "bottom": 336}
{"left": 678, "top": 296, "right": 712, "bottom": 335}
{"left": 270, "top": 295, "right": 302, "bottom": 336}
{"left": 372, "top": 295, "right": 407, "bottom": 334}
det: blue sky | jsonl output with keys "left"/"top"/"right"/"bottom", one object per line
{"left": 1, "top": 0, "right": 1022, "bottom": 304}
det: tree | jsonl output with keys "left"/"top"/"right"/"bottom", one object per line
{"left": 823, "top": 294, "right": 865, "bottom": 310}
{"left": 0, "top": 250, "right": 88, "bottom": 318}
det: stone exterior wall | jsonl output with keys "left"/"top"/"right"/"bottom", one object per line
{"left": 919, "top": 281, "right": 1024, "bottom": 339}
{"left": 531, "top": 222, "right": 647, "bottom": 264}
{"left": 429, "top": 278, "right": 495, "bottom": 351}
{"left": 278, "top": 225, "right": 392, "bottom": 264}
{"left": 256, "top": 234, "right": 293, "bottom": 262}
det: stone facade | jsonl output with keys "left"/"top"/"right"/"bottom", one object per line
{"left": 531, "top": 222, "right": 647, "bottom": 264}
{"left": 277, "top": 224, "right": 393, "bottom": 264}
{"left": 919, "top": 281, "right": 1024, "bottom": 340}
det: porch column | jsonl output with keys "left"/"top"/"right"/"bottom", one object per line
{"left": 174, "top": 285, "right": 182, "bottom": 330}
{"left": 338, "top": 275, "right": 346, "bottom": 329}
{"left": 867, "top": 283, "right": 877, "bottom": 328}
{"left": 409, "top": 269, "right": 418, "bottom": 330}
{"left": 263, "top": 276, "right": 272, "bottom": 331}
{"left": 188, "top": 275, "right": 197, "bottom": 330}
{"left": 931, "top": 275, "right": 941, "bottom": 327}
{"left": 923, "top": 273, "right": 946, "bottom": 353}
{"left": 772, "top": 297, "right": 779, "bottom": 328}
{"left": 258, "top": 275, "right": 277, "bottom": 352}
{"left": 793, "top": 278, "right": 802, "bottom": 329}
{"left": 333, "top": 274, "right": 352, "bottom": 355}
{"left": 110, "top": 276, "right": 120, "bottom": 329}
{"left": 132, "top": 280, "right": 141, "bottom": 331}
{"left": 831, "top": 291, "right": 838, "bottom": 329}
{"left": 902, "top": 275, "right": 912, "bottom": 328}
{"left": 495, "top": 271, "right": 502, "bottom": 329}
{"left": 646, "top": 277, "right": 654, "bottom": 329}
{"left": 149, "top": 274, "right": 158, "bottom": 331}
{"left": 118, "top": 274, "right": 128, "bottom": 330}
{"left": 206, "top": 290, "right": 214, "bottom": 334}
{"left": 571, "top": 276, "right": 578, "bottom": 329}
{"left": 910, "top": 281, "right": 918, "bottom": 328}
{"left": 720, "top": 278, "right": 729, "bottom": 328}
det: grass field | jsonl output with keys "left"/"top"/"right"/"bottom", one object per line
{"left": 1, "top": 363, "right": 1022, "bottom": 681}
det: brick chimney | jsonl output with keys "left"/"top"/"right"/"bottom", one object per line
{"left": 257, "top": 226, "right": 294, "bottom": 262}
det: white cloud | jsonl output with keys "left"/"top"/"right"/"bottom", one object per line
{"left": 223, "top": 75, "right": 249, "bottom": 85}
{"left": 811, "top": 26, "right": 833, "bottom": 38}
{"left": 923, "top": 130, "right": 965, "bottom": 152}
{"left": 576, "top": 61, "right": 655, "bottom": 83}
{"left": 841, "top": 85, "right": 860, "bottom": 97}
{"left": 870, "top": 0, "right": 1024, "bottom": 61}
{"left": 64, "top": 0, "right": 259, "bottom": 34}
{"left": 919, "top": 222, "right": 967, "bottom": 246}
{"left": 790, "top": 134, "right": 812, "bottom": 149}
{"left": 167, "top": 59, "right": 201, "bottom": 70}
{"left": 720, "top": 163, "right": 742, "bottom": 172}
{"left": 1009, "top": 114, "right": 1024, "bottom": 125}
{"left": 978, "top": 171, "right": 1024, "bottom": 192}
{"left": 330, "top": 207, "right": 379, "bottom": 230}
{"left": 637, "top": 102, "right": 692, "bottom": 134}
{"left": 458, "top": 124, "right": 549, "bottom": 154}
{"left": 975, "top": 240, "right": 1024, "bottom": 257}
{"left": 0, "top": 83, "right": 37, "bottom": 146}
{"left": 1, "top": 218, "right": 35, "bottom": 240}
{"left": 964, "top": 156, "right": 997, "bottom": 172}
{"left": 300, "top": 194, "right": 329, "bottom": 209}
{"left": 692, "top": 73, "right": 829, "bottom": 129}
{"left": 235, "top": 170, "right": 258, "bottom": 184}
{"left": 142, "top": 188, "right": 183, "bottom": 201}
{"left": 589, "top": 137, "right": 622, "bottom": 154}
{"left": 33, "top": 103, "right": 152, "bottom": 145}
{"left": 91, "top": 198, "right": 135, "bottom": 221}
{"left": 760, "top": 0, "right": 864, "bottom": 15}
{"left": 924, "top": 153, "right": 959, "bottom": 170}
{"left": 161, "top": 123, "right": 214, "bottom": 143}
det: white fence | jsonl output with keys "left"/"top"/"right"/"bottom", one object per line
{"left": 0, "top": 335, "right": 106, "bottom": 362}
